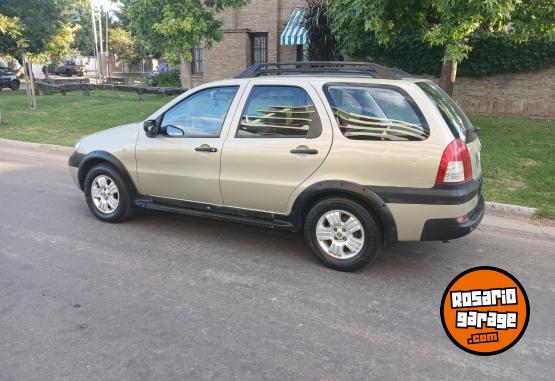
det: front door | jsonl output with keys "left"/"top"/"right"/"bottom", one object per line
{"left": 220, "top": 82, "right": 333, "bottom": 214}
{"left": 135, "top": 85, "right": 241, "bottom": 204}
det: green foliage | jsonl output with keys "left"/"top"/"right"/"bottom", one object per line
{"left": 121, "top": 0, "right": 248, "bottom": 64}
{"left": 151, "top": 69, "right": 181, "bottom": 87}
{"left": 0, "top": 0, "right": 77, "bottom": 63}
{"left": 303, "top": 0, "right": 340, "bottom": 61}
{"left": 0, "top": 13, "right": 21, "bottom": 39}
{"left": 366, "top": 32, "right": 555, "bottom": 77}
{"left": 109, "top": 28, "right": 135, "bottom": 60}
{"left": 71, "top": 0, "right": 95, "bottom": 56}
{"left": 330, "top": 0, "right": 555, "bottom": 64}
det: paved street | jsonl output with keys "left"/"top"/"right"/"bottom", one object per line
{"left": 1, "top": 141, "right": 554, "bottom": 381}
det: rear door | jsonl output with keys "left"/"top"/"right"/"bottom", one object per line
{"left": 220, "top": 81, "right": 333, "bottom": 214}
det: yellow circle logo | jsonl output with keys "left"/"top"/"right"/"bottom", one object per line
{"left": 440, "top": 266, "right": 530, "bottom": 355}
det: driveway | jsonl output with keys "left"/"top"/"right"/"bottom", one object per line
{"left": 0, "top": 141, "right": 554, "bottom": 380}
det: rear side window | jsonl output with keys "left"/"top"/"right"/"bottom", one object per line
{"left": 324, "top": 84, "right": 428, "bottom": 141}
{"left": 237, "top": 85, "right": 320, "bottom": 138}
{"left": 416, "top": 81, "right": 476, "bottom": 142}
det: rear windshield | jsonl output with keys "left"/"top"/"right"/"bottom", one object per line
{"left": 416, "top": 81, "right": 476, "bottom": 142}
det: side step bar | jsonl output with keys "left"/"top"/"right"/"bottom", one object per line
{"left": 135, "top": 200, "right": 297, "bottom": 231}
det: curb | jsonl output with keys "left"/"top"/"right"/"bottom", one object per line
{"left": 0, "top": 138, "right": 72, "bottom": 153}
{"left": 485, "top": 201, "right": 536, "bottom": 219}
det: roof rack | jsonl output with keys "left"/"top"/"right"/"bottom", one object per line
{"left": 235, "top": 61, "right": 409, "bottom": 80}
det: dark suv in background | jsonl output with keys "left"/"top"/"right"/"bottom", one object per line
{"left": 0, "top": 66, "right": 20, "bottom": 90}
{"left": 48, "top": 60, "right": 85, "bottom": 77}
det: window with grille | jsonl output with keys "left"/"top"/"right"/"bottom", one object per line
{"left": 192, "top": 46, "right": 203, "bottom": 74}
{"left": 251, "top": 33, "right": 268, "bottom": 65}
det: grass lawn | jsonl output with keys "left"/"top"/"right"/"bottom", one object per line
{"left": 1, "top": 89, "right": 553, "bottom": 217}
{"left": 473, "top": 115, "right": 554, "bottom": 218}
{"left": 0, "top": 90, "right": 174, "bottom": 147}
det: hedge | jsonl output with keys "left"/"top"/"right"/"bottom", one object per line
{"left": 367, "top": 32, "right": 554, "bottom": 77}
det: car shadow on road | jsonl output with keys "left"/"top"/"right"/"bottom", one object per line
{"left": 123, "top": 207, "right": 457, "bottom": 276}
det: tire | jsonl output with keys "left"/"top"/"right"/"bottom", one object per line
{"left": 83, "top": 164, "right": 134, "bottom": 223}
{"left": 304, "top": 197, "right": 382, "bottom": 271}
{"left": 9, "top": 80, "right": 19, "bottom": 91}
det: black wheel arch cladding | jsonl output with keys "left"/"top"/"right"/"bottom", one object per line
{"left": 291, "top": 180, "right": 398, "bottom": 247}
{"left": 73, "top": 150, "right": 137, "bottom": 194}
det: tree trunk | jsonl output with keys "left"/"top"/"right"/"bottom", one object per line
{"left": 179, "top": 55, "right": 192, "bottom": 90}
{"left": 438, "top": 60, "right": 458, "bottom": 96}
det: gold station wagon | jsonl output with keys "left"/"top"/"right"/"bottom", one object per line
{"left": 69, "top": 62, "right": 484, "bottom": 271}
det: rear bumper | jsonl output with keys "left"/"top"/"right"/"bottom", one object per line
{"left": 420, "top": 195, "right": 485, "bottom": 241}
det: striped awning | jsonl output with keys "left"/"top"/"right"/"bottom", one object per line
{"left": 280, "top": 8, "right": 308, "bottom": 45}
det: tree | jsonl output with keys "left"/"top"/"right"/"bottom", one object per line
{"left": 120, "top": 0, "right": 249, "bottom": 88}
{"left": 0, "top": 13, "right": 21, "bottom": 39}
{"left": 303, "top": 0, "right": 341, "bottom": 61}
{"left": 330, "top": 0, "right": 555, "bottom": 95}
{"left": 0, "top": 0, "right": 76, "bottom": 65}
{"left": 72, "top": 0, "right": 95, "bottom": 56}
{"left": 109, "top": 28, "right": 135, "bottom": 60}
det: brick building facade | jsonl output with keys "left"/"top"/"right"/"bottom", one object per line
{"left": 191, "top": 0, "right": 305, "bottom": 87}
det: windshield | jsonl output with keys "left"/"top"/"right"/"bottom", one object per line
{"left": 416, "top": 81, "right": 476, "bottom": 142}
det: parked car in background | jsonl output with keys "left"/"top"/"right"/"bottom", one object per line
{"left": 48, "top": 60, "right": 85, "bottom": 77}
{"left": 69, "top": 62, "right": 483, "bottom": 271}
{"left": 0, "top": 66, "right": 20, "bottom": 90}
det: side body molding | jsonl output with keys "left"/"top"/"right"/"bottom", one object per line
{"left": 289, "top": 180, "right": 398, "bottom": 247}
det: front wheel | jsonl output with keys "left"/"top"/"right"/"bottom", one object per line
{"left": 304, "top": 197, "right": 382, "bottom": 271}
{"left": 83, "top": 164, "right": 134, "bottom": 222}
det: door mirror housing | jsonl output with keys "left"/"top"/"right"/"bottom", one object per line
{"left": 143, "top": 119, "right": 158, "bottom": 137}
{"left": 161, "top": 125, "right": 185, "bottom": 137}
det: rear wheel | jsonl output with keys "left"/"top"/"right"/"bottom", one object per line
{"left": 84, "top": 164, "right": 134, "bottom": 222}
{"left": 9, "top": 80, "right": 19, "bottom": 91}
{"left": 304, "top": 197, "right": 382, "bottom": 271}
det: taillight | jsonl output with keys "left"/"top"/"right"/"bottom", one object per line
{"left": 435, "top": 139, "right": 473, "bottom": 184}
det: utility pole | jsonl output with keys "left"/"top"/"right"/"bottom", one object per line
{"left": 98, "top": 7, "right": 104, "bottom": 80}
{"left": 106, "top": 11, "right": 111, "bottom": 78}
{"left": 22, "top": 52, "right": 36, "bottom": 110}
{"left": 90, "top": 0, "right": 100, "bottom": 83}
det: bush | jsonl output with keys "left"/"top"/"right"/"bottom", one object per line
{"left": 365, "top": 32, "right": 555, "bottom": 77}
{"left": 156, "top": 69, "right": 181, "bottom": 87}
{"left": 148, "top": 69, "right": 181, "bottom": 87}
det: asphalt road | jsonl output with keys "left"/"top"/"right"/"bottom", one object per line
{"left": 1, "top": 141, "right": 554, "bottom": 381}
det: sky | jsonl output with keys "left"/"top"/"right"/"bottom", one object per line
{"left": 94, "top": 0, "right": 121, "bottom": 12}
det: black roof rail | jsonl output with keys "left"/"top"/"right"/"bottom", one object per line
{"left": 235, "top": 61, "right": 409, "bottom": 79}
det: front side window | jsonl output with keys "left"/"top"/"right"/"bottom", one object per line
{"left": 237, "top": 85, "right": 319, "bottom": 138}
{"left": 161, "top": 86, "right": 239, "bottom": 138}
{"left": 324, "top": 84, "right": 428, "bottom": 141}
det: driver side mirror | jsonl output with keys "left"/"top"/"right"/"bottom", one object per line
{"left": 143, "top": 119, "right": 158, "bottom": 138}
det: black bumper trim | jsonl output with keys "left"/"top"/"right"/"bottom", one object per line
{"left": 420, "top": 195, "right": 485, "bottom": 241}
{"left": 68, "top": 151, "right": 84, "bottom": 168}
{"left": 369, "top": 178, "right": 482, "bottom": 205}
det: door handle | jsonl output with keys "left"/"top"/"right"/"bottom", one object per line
{"left": 290, "top": 147, "right": 318, "bottom": 155}
{"left": 195, "top": 145, "right": 218, "bottom": 153}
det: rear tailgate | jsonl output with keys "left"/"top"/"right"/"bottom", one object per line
{"left": 416, "top": 81, "right": 483, "bottom": 182}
